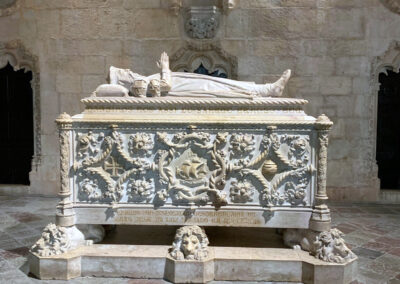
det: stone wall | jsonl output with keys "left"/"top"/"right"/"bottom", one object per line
{"left": 1, "top": 0, "right": 399, "bottom": 200}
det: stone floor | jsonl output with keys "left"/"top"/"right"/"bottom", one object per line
{"left": 0, "top": 195, "right": 399, "bottom": 284}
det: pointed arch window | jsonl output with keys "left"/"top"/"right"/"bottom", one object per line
{"left": 0, "top": 62, "right": 34, "bottom": 184}
{"left": 376, "top": 69, "right": 400, "bottom": 189}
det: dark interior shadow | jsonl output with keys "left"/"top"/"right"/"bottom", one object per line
{"left": 100, "top": 225, "right": 286, "bottom": 248}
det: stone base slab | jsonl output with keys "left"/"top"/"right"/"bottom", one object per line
{"left": 29, "top": 244, "right": 357, "bottom": 283}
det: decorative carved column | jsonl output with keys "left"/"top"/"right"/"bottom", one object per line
{"left": 55, "top": 113, "right": 75, "bottom": 227}
{"left": 310, "top": 114, "right": 333, "bottom": 232}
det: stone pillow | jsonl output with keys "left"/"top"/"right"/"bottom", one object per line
{"left": 94, "top": 84, "right": 129, "bottom": 97}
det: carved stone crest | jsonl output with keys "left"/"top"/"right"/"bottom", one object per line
{"left": 184, "top": 6, "right": 220, "bottom": 39}
{"left": 156, "top": 131, "right": 228, "bottom": 206}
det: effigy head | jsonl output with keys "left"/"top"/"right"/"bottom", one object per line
{"left": 170, "top": 225, "right": 209, "bottom": 261}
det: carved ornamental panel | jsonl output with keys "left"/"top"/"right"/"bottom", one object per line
{"left": 72, "top": 127, "right": 315, "bottom": 208}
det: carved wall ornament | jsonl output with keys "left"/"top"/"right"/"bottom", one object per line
{"left": 176, "top": 151, "right": 209, "bottom": 181}
{"left": 229, "top": 180, "right": 255, "bottom": 203}
{"left": 75, "top": 128, "right": 153, "bottom": 203}
{"left": 0, "top": 40, "right": 41, "bottom": 167}
{"left": 30, "top": 223, "right": 70, "bottom": 257}
{"left": 156, "top": 131, "right": 228, "bottom": 206}
{"left": 79, "top": 178, "right": 102, "bottom": 201}
{"left": 127, "top": 177, "right": 154, "bottom": 202}
{"left": 284, "top": 180, "right": 307, "bottom": 206}
{"left": 380, "top": 0, "right": 400, "bottom": 15}
{"left": 262, "top": 160, "right": 278, "bottom": 177}
{"left": 76, "top": 130, "right": 310, "bottom": 206}
{"left": 170, "top": 42, "right": 238, "bottom": 79}
{"left": 170, "top": 225, "right": 209, "bottom": 261}
{"left": 72, "top": 126, "right": 314, "bottom": 208}
{"left": 238, "top": 132, "right": 313, "bottom": 207}
{"left": 184, "top": 6, "right": 220, "bottom": 39}
{"left": 229, "top": 133, "right": 255, "bottom": 157}
{"left": 129, "top": 132, "right": 154, "bottom": 155}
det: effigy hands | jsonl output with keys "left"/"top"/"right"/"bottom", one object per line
{"left": 157, "top": 52, "right": 170, "bottom": 72}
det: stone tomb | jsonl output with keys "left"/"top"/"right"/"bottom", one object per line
{"left": 29, "top": 55, "right": 357, "bottom": 283}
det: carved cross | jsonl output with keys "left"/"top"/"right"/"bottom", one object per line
{"left": 104, "top": 157, "right": 124, "bottom": 178}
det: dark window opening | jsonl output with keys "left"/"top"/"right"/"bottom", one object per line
{"left": 0, "top": 62, "right": 34, "bottom": 185}
{"left": 377, "top": 69, "right": 400, "bottom": 189}
{"left": 185, "top": 63, "right": 228, "bottom": 78}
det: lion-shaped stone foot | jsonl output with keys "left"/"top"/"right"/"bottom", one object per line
{"left": 77, "top": 224, "right": 106, "bottom": 243}
{"left": 283, "top": 228, "right": 356, "bottom": 263}
{"left": 169, "top": 225, "right": 209, "bottom": 261}
{"left": 30, "top": 223, "right": 91, "bottom": 257}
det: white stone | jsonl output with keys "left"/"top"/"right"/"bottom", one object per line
{"left": 29, "top": 244, "right": 358, "bottom": 283}
{"left": 105, "top": 52, "right": 292, "bottom": 98}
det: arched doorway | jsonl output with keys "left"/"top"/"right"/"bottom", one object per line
{"left": 0, "top": 62, "right": 34, "bottom": 185}
{"left": 376, "top": 69, "right": 400, "bottom": 189}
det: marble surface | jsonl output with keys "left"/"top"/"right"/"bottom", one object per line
{"left": 0, "top": 195, "right": 399, "bottom": 283}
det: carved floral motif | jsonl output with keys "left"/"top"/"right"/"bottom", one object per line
{"left": 127, "top": 177, "right": 154, "bottom": 201}
{"left": 129, "top": 132, "right": 153, "bottom": 155}
{"left": 284, "top": 181, "right": 306, "bottom": 206}
{"left": 229, "top": 180, "right": 254, "bottom": 203}
{"left": 79, "top": 178, "right": 101, "bottom": 201}
{"left": 229, "top": 133, "right": 255, "bottom": 157}
{"left": 170, "top": 225, "right": 209, "bottom": 261}
{"left": 287, "top": 137, "right": 310, "bottom": 167}
{"left": 30, "top": 223, "right": 70, "bottom": 257}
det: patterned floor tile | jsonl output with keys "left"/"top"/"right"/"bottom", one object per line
{"left": 0, "top": 196, "right": 398, "bottom": 283}
{"left": 352, "top": 247, "right": 384, "bottom": 260}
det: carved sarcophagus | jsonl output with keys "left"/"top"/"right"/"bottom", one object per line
{"left": 31, "top": 57, "right": 357, "bottom": 282}
{"left": 55, "top": 97, "right": 332, "bottom": 231}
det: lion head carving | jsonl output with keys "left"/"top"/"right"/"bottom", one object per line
{"left": 169, "top": 225, "right": 209, "bottom": 261}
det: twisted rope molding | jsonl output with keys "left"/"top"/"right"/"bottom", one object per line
{"left": 81, "top": 97, "right": 308, "bottom": 110}
{"left": 72, "top": 119, "right": 321, "bottom": 127}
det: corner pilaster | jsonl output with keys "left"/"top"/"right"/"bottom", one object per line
{"left": 55, "top": 113, "right": 75, "bottom": 227}
{"left": 310, "top": 114, "right": 333, "bottom": 232}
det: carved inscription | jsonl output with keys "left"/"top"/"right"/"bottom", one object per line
{"left": 114, "top": 210, "right": 262, "bottom": 226}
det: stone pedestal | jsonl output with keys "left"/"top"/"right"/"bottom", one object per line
{"left": 29, "top": 244, "right": 357, "bottom": 283}
{"left": 165, "top": 256, "right": 215, "bottom": 283}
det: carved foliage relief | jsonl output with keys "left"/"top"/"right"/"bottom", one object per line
{"left": 73, "top": 128, "right": 314, "bottom": 208}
